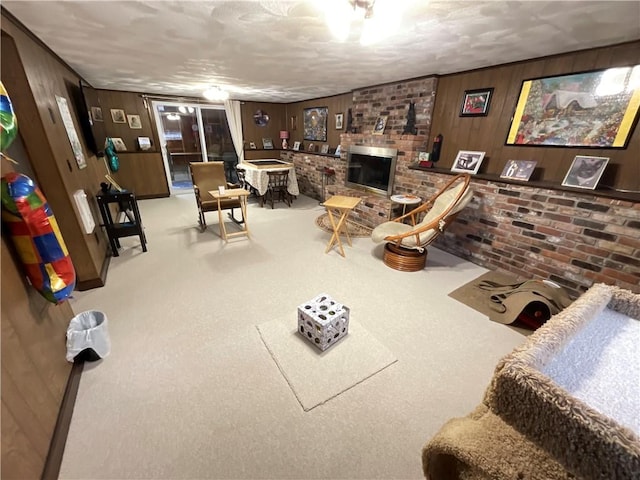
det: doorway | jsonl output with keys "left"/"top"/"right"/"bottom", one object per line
{"left": 152, "top": 101, "right": 237, "bottom": 195}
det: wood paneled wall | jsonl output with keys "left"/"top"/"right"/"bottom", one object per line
{"left": 109, "top": 152, "right": 169, "bottom": 198}
{"left": 241, "top": 101, "right": 287, "bottom": 150}
{"left": 94, "top": 89, "right": 169, "bottom": 197}
{"left": 1, "top": 148, "right": 73, "bottom": 480}
{"left": 95, "top": 89, "right": 161, "bottom": 154}
{"left": 1, "top": 12, "right": 108, "bottom": 289}
{"left": 287, "top": 93, "right": 353, "bottom": 150}
{"left": 429, "top": 41, "right": 640, "bottom": 192}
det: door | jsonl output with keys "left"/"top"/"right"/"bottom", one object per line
{"left": 152, "top": 102, "right": 236, "bottom": 195}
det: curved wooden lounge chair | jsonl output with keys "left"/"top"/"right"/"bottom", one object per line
{"left": 371, "top": 174, "right": 473, "bottom": 271}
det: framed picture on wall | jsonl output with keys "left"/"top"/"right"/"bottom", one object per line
{"left": 372, "top": 116, "right": 387, "bottom": 135}
{"left": 335, "top": 113, "right": 344, "bottom": 130}
{"left": 505, "top": 65, "right": 640, "bottom": 148}
{"left": 451, "top": 150, "right": 485, "bottom": 174}
{"left": 459, "top": 88, "right": 494, "bottom": 117}
{"left": 110, "top": 108, "right": 126, "bottom": 123}
{"left": 561, "top": 155, "right": 609, "bottom": 189}
{"left": 127, "top": 114, "right": 142, "bottom": 129}
{"left": 110, "top": 137, "right": 127, "bottom": 152}
{"left": 91, "top": 106, "right": 103, "bottom": 122}
{"left": 303, "top": 107, "right": 328, "bottom": 141}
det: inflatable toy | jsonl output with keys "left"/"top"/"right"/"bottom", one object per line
{"left": 1, "top": 172, "right": 76, "bottom": 303}
{"left": 104, "top": 137, "right": 119, "bottom": 172}
{"left": 0, "top": 82, "right": 18, "bottom": 151}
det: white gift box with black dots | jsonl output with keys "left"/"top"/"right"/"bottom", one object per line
{"left": 297, "top": 293, "right": 350, "bottom": 351}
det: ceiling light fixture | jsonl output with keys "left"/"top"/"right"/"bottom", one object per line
{"left": 203, "top": 86, "right": 230, "bottom": 102}
{"left": 324, "top": 0, "right": 402, "bottom": 45}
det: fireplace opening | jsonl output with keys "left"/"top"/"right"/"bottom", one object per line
{"left": 345, "top": 145, "right": 398, "bottom": 197}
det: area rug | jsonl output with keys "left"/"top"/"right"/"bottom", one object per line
{"left": 256, "top": 317, "right": 397, "bottom": 411}
{"left": 315, "top": 213, "right": 372, "bottom": 238}
{"left": 448, "top": 270, "right": 521, "bottom": 318}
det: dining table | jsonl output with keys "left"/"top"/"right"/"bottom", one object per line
{"left": 239, "top": 160, "right": 300, "bottom": 197}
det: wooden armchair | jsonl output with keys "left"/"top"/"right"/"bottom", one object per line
{"left": 189, "top": 162, "right": 243, "bottom": 232}
{"left": 371, "top": 174, "right": 473, "bottom": 271}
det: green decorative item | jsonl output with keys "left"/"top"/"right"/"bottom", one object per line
{"left": 0, "top": 82, "right": 18, "bottom": 152}
{"left": 104, "top": 137, "right": 120, "bottom": 172}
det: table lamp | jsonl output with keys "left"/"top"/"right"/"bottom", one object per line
{"left": 279, "top": 130, "right": 289, "bottom": 149}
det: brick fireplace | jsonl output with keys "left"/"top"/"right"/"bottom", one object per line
{"left": 281, "top": 73, "right": 639, "bottom": 297}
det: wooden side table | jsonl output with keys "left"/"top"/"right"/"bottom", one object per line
{"left": 209, "top": 188, "right": 251, "bottom": 241}
{"left": 323, "top": 195, "right": 361, "bottom": 257}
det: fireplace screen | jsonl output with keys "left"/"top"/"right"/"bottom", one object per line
{"left": 345, "top": 145, "right": 398, "bottom": 197}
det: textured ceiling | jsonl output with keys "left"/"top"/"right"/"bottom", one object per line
{"left": 4, "top": 1, "right": 640, "bottom": 102}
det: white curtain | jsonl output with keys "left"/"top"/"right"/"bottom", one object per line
{"left": 224, "top": 99, "right": 244, "bottom": 164}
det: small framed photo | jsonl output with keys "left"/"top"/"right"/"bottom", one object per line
{"left": 137, "top": 137, "right": 152, "bottom": 151}
{"left": 500, "top": 160, "right": 537, "bottom": 181}
{"left": 460, "top": 88, "right": 494, "bottom": 117}
{"left": 451, "top": 150, "right": 485, "bottom": 174}
{"left": 335, "top": 113, "right": 344, "bottom": 130}
{"left": 110, "top": 137, "right": 127, "bottom": 152}
{"left": 562, "top": 155, "right": 609, "bottom": 189}
{"left": 334, "top": 144, "right": 341, "bottom": 156}
{"left": 110, "top": 108, "right": 126, "bottom": 123}
{"left": 293, "top": 141, "right": 301, "bottom": 151}
{"left": 307, "top": 143, "right": 315, "bottom": 152}
{"left": 262, "top": 138, "right": 273, "bottom": 149}
{"left": 249, "top": 142, "right": 257, "bottom": 149}
{"left": 91, "top": 106, "right": 103, "bottom": 122}
{"left": 372, "top": 116, "right": 387, "bottom": 135}
{"left": 320, "top": 144, "right": 329, "bottom": 154}
{"left": 127, "top": 114, "right": 142, "bottom": 129}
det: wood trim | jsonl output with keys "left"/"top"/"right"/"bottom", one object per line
{"left": 41, "top": 361, "right": 84, "bottom": 480}
{"left": 75, "top": 253, "right": 110, "bottom": 291}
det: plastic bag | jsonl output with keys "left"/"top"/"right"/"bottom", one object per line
{"left": 66, "top": 310, "right": 111, "bottom": 362}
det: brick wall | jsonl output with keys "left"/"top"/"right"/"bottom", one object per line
{"left": 350, "top": 76, "right": 437, "bottom": 135}
{"left": 414, "top": 172, "right": 640, "bottom": 297}
{"left": 283, "top": 74, "right": 639, "bottom": 297}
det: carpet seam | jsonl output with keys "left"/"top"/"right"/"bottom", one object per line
{"left": 255, "top": 325, "right": 307, "bottom": 411}
{"left": 256, "top": 324, "right": 398, "bottom": 412}
{"left": 306, "top": 358, "right": 399, "bottom": 411}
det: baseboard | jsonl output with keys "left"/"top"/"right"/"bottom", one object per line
{"left": 41, "top": 360, "right": 84, "bottom": 480}
{"left": 75, "top": 254, "right": 111, "bottom": 291}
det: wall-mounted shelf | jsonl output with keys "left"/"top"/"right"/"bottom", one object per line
{"left": 408, "top": 164, "right": 640, "bottom": 202}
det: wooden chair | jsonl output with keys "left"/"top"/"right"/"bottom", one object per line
{"left": 371, "top": 174, "right": 473, "bottom": 271}
{"left": 264, "top": 170, "right": 291, "bottom": 209}
{"left": 189, "top": 161, "right": 243, "bottom": 232}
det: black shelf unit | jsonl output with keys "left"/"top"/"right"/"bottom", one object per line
{"left": 96, "top": 190, "right": 147, "bottom": 257}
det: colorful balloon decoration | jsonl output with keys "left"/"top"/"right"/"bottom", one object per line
{"left": 0, "top": 82, "right": 18, "bottom": 152}
{"left": 1, "top": 173, "right": 76, "bottom": 304}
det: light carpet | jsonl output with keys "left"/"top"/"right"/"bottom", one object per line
{"left": 61, "top": 193, "right": 527, "bottom": 479}
{"left": 257, "top": 317, "right": 397, "bottom": 411}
